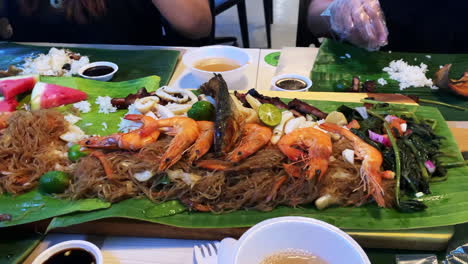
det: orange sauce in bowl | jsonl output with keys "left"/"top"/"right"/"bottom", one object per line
{"left": 193, "top": 58, "right": 241, "bottom": 72}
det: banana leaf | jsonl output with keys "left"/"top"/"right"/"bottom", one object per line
{"left": 0, "top": 76, "right": 160, "bottom": 228}
{"left": 38, "top": 75, "right": 160, "bottom": 135}
{"left": 0, "top": 42, "right": 179, "bottom": 85}
{"left": 0, "top": 230, "right": 42, "bottom": 264}
{"left": 311, "top": 39, "right": 468, "bottom": 121}
{"left": 48, "top": 100, "right": 468, "bottom": 231}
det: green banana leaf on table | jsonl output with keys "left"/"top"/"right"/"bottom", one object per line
{"left": 311, "top": 39, "right": 468, "bottom": 121}
{"left": 0, "top": 42, "right": 180, "bottom": 85}
{"left": 0, "top": 76, "right": 467, "bottom": 232}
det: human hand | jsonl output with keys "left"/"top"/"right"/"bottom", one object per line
{"left": 324, "top": 0, "right": 388, "bottom": 51}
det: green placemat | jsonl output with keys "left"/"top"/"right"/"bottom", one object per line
{"left": 311, "top": 39, "right": 468, "bottom": 121}
{"left": 0, "top": 42, "right": 180, "bottom": 85}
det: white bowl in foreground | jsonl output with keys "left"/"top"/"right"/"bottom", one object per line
{"left": 271, "top": 73, "right": 312, "bottom": 92}
{"left": 78, "top": 61, "right": 118, "bottom": 82}
{"left": 219, "top": 216, "right": 370, "bottom": 264}
{"left": 182, "top": 45, "right": 251, "bottom": 85}
{"left": 32, "top": 240, "right": 103, "bottom": 264}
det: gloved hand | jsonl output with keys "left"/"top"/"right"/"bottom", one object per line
{"left": 322, "top": 0, "right": 388, "bottom": 51}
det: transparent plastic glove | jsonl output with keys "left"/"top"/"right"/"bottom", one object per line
{"left": 322, "top": 0, "right": 389, "bottom": 51}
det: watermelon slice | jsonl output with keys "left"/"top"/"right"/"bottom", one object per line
{"left": 0, "top": 75, "right": 39, "bottom": 99}
{"left": 31, "top": 82, "right": 88, "bottom": 110}
{"left": 0, "top": 98, "right": 19, "bottom": 112}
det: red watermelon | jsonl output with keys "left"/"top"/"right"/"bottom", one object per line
{"left": 0, "top": 75, "right": 39, "bottom": 99}
{"left": 0, "top": 98, "right": 19, "bottom": 112}
{"left": 31, "top": 82, "right": 88, "bottom": 110}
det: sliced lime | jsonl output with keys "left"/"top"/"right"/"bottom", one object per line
{"left": 187, "top": 101, "right": 215, "bottom": 121}
{"left": 258, "top": 103, "right": 282, "bottom": 126}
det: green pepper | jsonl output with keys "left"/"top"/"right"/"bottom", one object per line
{"left": 68, "top": 144, "right": 89, "bottom": 162}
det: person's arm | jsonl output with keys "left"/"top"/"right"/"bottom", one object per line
{"left": 307, "top": 0, "right": 333, "bottom": 37}
{"left": 152, "top": 0, "right": 212, "bottom": 39}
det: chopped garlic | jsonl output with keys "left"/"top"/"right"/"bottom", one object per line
{"left": 167, "top": 169, "right": 201, "bottom": 187}
{"left": 134, "top": 170, "right": 154, "bottom": 182}
{"left": 315, "top": 194, "right": 340, "bottom": 210}
{"left": 342, "top": 149, "right": 355, "bottom": 164}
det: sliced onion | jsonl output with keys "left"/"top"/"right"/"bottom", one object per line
{"left": 368, "top": 130, "right": 391, "bottom": 147}
{"left": 354, "top": 107, "right": 368, "bottom": 119}
{"left": 424, "top": 160, "right": 436, "bottom": 174}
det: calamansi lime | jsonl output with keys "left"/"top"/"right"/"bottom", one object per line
{"left": 187, "top": 101, "right": 215, "bottom": 121}
{"left": 68, "top": 144, "right": 89, "bottom": 162}
{"left": 39, "top": 171, "right": 70, "bottom": 194}
{"left": 258, "top": 103, "right": 281, "bottom": 126}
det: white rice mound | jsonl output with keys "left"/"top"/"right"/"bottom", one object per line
{"left": 21, "top": 47, "right": 90, "bottom": 76}
{"left": 382, "top": 59, "right": 433, "bottom": 90}
{"left": 95, "top": 96, "right": 117, "bottom": 114}
{"left": 73, "top": 101, "right": 91, "bottom": 113}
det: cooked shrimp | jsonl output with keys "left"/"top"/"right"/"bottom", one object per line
{"left": 277, "top": 127, "right": 332, "bottom": 180}
{"left": 226, "top": 123, "right": 272, "bottom": 163}
{"left": 80, "top": 115, "right": 160, "bottom": 151}
{"left": 155, "top": 117, "right": 199, "bottom": 171}
{"left": 188, "top": 121, "right": 214, "bottom": 163}
{"left": 319, "top": 122, "right": 394, "bottom": 207}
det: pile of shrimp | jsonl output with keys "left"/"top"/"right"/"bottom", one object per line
{"left": 0, "top": 110, "right": 69, "bottom": 194}
{"left": 67, "top": 111, "right": 395, "bottom": 212}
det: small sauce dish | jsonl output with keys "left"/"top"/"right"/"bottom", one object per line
{"left": 32, "top": 240, "right": 103, "bottom": 264}
{"left": 78, "top": 61, "right": 118, "bottom": 82}
{"left": 271, "top": 73, "right": 312, "bottom": 92}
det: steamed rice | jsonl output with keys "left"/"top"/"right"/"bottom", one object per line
{"left": 21, "top": 48, "right": 89, "bottom": 77}
{"left": 382, "top": 59, "right": 433, "bottom": 90}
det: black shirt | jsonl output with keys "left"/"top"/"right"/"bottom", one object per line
{"left": 5, "top": 0, "right": 166, "bottom": 45}
{"left": 380, "top": 0, "right": 468, "bottom": 53}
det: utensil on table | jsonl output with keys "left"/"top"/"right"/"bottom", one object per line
{"left": 194, "top": 241, "right": 220, "bottom": 264}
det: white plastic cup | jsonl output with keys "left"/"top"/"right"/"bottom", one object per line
{"left": 182, "top": 45, "right": 251, "bottom": 86}
{"left": 218, "top": 216, "right": 370, "bottom": 264}
{"left": 271, "top": 73, "right": 312, "bottom": 92}
{"left": 32, "top": 240, "right": 103, "bottom": 264}
{"left": 78, "top": 61, "right": 118, "bottom": 82}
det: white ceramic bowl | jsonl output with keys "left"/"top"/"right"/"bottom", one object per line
{"left": 271, "top": 73, "right": 312, "bottom": 92}
{"left": 182, "top": 45, "right": 251, "bottom": 85}
{"left": 78, "top": 61, "right": 118, "bottom": 82}
{"left": 219, "top": 216, "right": 370, "bottom": 264}
{"left": 32, "top": 240, "right": 103, "bottom": 264}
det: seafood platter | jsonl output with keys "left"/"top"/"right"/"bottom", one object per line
{"left": 0, "top": 47, "right": 467, "bottom": 252}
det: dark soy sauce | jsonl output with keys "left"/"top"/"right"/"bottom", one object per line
{"left": 43, "top": 248, "right": 96, "bottom": 264}
{"left": 83, "top": 66, "right": 114, "bottom": 77}
{"left": 275, "top": 78, "right": 308, "bottom": 90}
